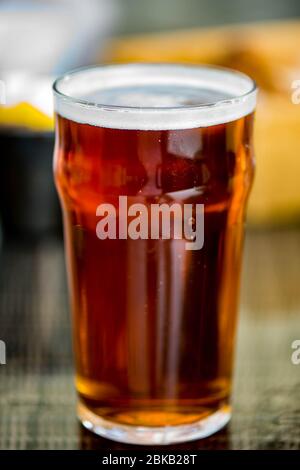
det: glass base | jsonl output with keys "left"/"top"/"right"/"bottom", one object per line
{"left": 78, "top": 401, "right": 231, "bottom": 445}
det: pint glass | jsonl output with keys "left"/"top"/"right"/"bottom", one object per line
{"left": 53, "top": 64, "right": 256, "bottom": 444}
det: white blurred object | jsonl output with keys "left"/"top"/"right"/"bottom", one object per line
{"left": 0, "top": 71, "right": 53, "bottom": 116}
{"left": 0, "top": 0, "right": 119, "bottom": 75}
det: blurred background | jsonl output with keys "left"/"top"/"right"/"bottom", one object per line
{"left": 0, "top": 0, "right": 300, "bottom": 450}
{"left": 1, "top": 0, "right": 300, "bottom": 240}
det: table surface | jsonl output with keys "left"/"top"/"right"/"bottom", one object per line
{"left": 0, "top": 229, "right": 300, "bottom": 450}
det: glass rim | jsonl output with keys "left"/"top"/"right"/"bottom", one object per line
{"left": 53, "top": 63, "right": 257, "bottom": 130}
{"left": 53, "top": 62, "right": 257, "bottom": 112}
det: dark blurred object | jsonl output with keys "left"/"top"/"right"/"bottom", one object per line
{"left": 0, "top": 129, "right": 61, "bottom": 240}
{"left": 116, "top": 0, "right": 300, "bottom": 34}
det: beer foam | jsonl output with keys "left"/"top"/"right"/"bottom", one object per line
{"left": 53, "top": 64, "right": 257, "bottom": 130}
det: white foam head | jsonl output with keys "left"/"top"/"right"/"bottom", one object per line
{"left": 53, "top": 64, "right": 257, "bottom": 130}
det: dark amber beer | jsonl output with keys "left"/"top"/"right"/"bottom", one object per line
{"left": 53, "top": 64, "right": 256, "bottom": 444}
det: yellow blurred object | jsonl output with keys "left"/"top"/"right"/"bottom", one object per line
{"left": 0, "top": 102, "right": 54, "bottom": 132}
{"left": 105, "top": 21, "right": 300, "bottom": 225}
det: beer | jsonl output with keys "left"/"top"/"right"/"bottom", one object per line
{"left": 53, "top": 65, "right": 256, "bottom": 444}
